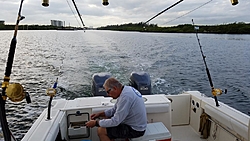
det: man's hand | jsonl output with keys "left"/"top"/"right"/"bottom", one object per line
{"left": 86, "top": 120, "right": 97, "bottom": 128}
{"left": 90, "top": 113, "right": 100, "bottom": 120}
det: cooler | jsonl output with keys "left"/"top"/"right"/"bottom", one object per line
{"left": 67, "top": 112, "right": 90, "bottom": 139}
{"left": 130, "top": 122, "right": 171, "bottom": 141}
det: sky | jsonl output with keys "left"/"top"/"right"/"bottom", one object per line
{"left": 0, "top": 0, "right": 249, "bottom": 28}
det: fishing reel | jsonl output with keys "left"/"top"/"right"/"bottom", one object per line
{"left": 5, "top": 83, "right": 31, "bottom": 103}
{"left": 46, "top": 88, "right": 57, "bottom": 97}
{"left": 46, "top": 78, "right": 58, "bottom": 97}
{"left": 212, "top": 88, "right": 227, "bottom": 97}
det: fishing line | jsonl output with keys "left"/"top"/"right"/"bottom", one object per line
{"left": 143, "top": 0, "right": 184, "bottom": 24}
{"left": 164, "top": 0, "right": 213, "bottom": 24}
{"left": 66, "top": 0, "right": 82, "bottom": 27}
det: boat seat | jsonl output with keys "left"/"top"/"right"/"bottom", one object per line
{"left": 130, "top": 122, "right": 171, "bottom": 141}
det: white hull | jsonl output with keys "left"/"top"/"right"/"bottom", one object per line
{"left": 22, "top": 91, "right": 250, "bottom": 141}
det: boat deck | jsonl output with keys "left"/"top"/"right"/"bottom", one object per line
{"left": 172, "top": 125, "right": 207, "bottom": 141}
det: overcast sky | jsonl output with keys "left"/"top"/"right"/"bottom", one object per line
{"left": 0, "top": 0, "right": 249, "bottom": 28}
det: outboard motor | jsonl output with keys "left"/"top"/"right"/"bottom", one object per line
{"left": 92, "top": 72, "right": 111, "bottom": 96}
{"left": 129, "top": 72, "right": 151, "bottom": 95}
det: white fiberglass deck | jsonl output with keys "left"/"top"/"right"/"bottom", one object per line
{"left": 172, "top": 125, "right": 206, "bottom": 141}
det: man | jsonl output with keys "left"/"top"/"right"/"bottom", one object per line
{"left": 86, "top": 77, "right": 147, "bottom": 141}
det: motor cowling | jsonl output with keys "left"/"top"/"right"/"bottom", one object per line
{"left": 91, "top": 72, "right": 111, "bottom": 96}
{"left": 129, "top": 72, "right": 151, "bottom": 95}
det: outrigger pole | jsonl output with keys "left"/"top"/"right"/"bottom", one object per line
{"left": 1, "top": 0, "right": 25, "bottom": 140}
{"left": 192, "top": 19, "right": 226, "bottom": 107}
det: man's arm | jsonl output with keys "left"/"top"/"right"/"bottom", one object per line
{"left": 99, "top": 98, "right": 131, "bottom": 127}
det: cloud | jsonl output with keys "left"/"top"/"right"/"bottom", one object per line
{"left": 0, "top": 0, "right": 249, "bottom": 28}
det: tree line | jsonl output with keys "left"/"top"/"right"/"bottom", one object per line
{"left": 0, "top": 24, "right": 83, "bottom": 30}
{"left": 97, "top": 22, "right": 250, "bottom": 34}
{"left": 1, "top": 22, "right": 250, "bottom": 34}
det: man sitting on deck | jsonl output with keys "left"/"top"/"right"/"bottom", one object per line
{"left": 86, "top": 77, "right": 147, "bottom": 141}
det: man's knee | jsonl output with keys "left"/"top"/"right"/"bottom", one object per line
{"left": 97, "top": 127, "right": 107, "bottom": 136}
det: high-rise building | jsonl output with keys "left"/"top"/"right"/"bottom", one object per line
{"left": 51, "top": 20, "right": 63, "bottom": 27}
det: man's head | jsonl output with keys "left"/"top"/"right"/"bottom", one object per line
{"left": 103, "top": 77, "right": 123, "bottom": 99}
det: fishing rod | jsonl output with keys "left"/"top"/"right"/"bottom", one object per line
{"left": 72, "top": 0, "right": 85, "bottom": 27}
{"left": 46, "top": 78, "right": 58, "bottom": 120}
{"left": 0, "top": 0, "right": 29, "bottom": 140}
{"left": 192, "top": 19, "right": 226, "bottom": 107}
{"left": 143, "top": 0, "right": 184, "bottom": 25}
{"left": 66, "top": 0, "right": 83, "bottom": 27}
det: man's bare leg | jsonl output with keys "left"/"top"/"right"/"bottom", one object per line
{"left": 97, "top": 127, "right": 111, "bottom": 141}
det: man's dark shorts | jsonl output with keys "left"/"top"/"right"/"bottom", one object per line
{"left": 106, "top": 124, "right": 145, "bottom": 139}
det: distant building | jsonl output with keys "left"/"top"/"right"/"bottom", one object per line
{"left": 51, "top": 20, "right": 63, "bottom": 27}
{"left": 0, "top": 20, "right": 5, "bottom": 25}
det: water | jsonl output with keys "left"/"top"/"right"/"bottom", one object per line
{"left": 0, "top": 30, "right": 249, "bottom": 140}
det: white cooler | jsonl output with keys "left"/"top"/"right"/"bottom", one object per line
{"left": 130, "top": 122, "right": 171, "bottom": 141}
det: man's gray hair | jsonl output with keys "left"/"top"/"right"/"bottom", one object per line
{"left": 103, "top": 77, "right": 122, "bottom": 89}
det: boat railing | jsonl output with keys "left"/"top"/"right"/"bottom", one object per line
{"left": 205, "top": 104, "right": 249, "bottom": 141}
{"left": 208, "top": 118, "right": 245, "bottom": 141}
